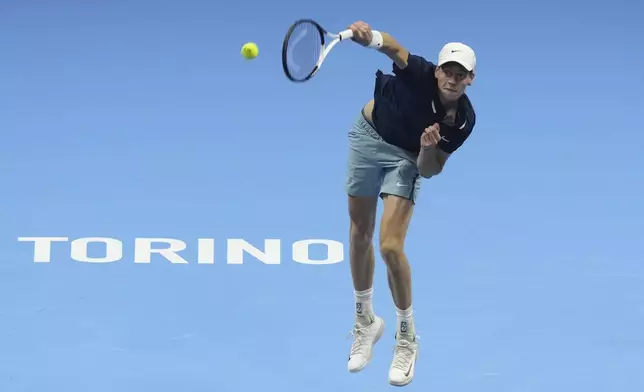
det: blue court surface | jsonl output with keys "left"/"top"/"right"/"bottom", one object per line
{"left": 2, "top": 1, "right": 643, "bottom": 391}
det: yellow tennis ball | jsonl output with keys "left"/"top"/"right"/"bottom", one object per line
{"left": 241, "top": 42, "right": 259, "bottom": 59}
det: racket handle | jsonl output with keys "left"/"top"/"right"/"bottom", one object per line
{"left": 339, "top": 28, "right": 383, "bottom": 49}
{"left": 339, "top": 29, "right": 354, "bottom": 40}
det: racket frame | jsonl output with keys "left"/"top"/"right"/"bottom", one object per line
{"left": 281, "top": 19, "right": 354, "bottom": 82}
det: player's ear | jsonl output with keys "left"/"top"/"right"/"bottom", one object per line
{"left": 467, "top": 71, "right": 475, "bottom": 86}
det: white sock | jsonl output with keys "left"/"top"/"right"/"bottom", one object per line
{"left": 396, "top": 305, "right": 415, "bottom": 338}
{"left": 354, "top": 288, "right": 375, "bottom": 324}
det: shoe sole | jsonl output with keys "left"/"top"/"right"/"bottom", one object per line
{"left": 389, "top": 378, "right": 413, "bottom": 387}
{"left": 348, "top": 317, "right": 385, "bottom": 373}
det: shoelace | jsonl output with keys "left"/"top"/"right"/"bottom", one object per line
{"left": 391, "top": 337, "right": 419, "bottom": 371}
{"left": 348, "top": 323, "right": 372, "bottom": 356}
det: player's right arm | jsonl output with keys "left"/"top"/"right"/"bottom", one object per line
{"left": 377, "top": 32, "right": 409, "bottom": 69}
{"left": 348, "top": 21, "right": 409, "bottom": 68}
{"left": 348, "top": 21, "right": 431, "bottom": 83}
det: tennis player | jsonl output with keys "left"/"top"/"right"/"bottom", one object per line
{"left": 344, "top": 21, "right": 477, "bottom": 386}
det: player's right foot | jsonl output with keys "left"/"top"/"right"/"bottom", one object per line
{"left": 347, "top": 314, "right": 385, "bottom": 373}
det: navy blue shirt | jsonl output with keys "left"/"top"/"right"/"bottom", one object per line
{"left": 371, "top": 53, "right": 476, "bottom": 155}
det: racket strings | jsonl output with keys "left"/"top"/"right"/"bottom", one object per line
{"left": 284, "top": 22, "right": 323, "bottom": 81}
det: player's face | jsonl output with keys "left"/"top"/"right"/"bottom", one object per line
{"left": 435, "top": 62, "right": 474, "bottom": 102}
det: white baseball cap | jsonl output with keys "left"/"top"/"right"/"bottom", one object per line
{"left": 437, "top": 42, "right": 476, "bottom": 72}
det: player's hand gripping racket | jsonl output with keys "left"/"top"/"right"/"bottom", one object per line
{"left": 281, "top": 19, "right": 382, "bottom": 82}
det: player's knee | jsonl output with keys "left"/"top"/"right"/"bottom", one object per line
{"left": 379, "top": 238, "right": 404, "bottom": 266}
{"left": 350, "top": 224, "right": 373, "bottom": 249}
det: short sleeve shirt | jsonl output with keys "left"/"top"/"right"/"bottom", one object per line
{"left": 371, "top": 53, "right": 476, "bottom": 155}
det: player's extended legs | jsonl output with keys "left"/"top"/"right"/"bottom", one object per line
{"left": 346, "top": 194, "right": 386, "bottom": 373}
{"left": 379, "top": 191, "right": 420, "bottom": 386}
{"left": 380, "top": 194, "right": 419, "bottom": 386}
{"left": 380, "top": 194, "right": 415, "bottom": 319}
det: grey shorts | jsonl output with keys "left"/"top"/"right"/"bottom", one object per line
{"left": 345, "top": 111, "right": 422, "bottom": 203}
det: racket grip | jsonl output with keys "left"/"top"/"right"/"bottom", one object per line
{"left": 339, "top": 28, "right": 382, "bottom": 49}
{"left": 339, "top": 29, "right": 354, "bottom": 40}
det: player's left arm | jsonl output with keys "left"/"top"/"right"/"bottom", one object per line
{"left": 417, "top": 146, "right": 450, "bottom": 178}
{"left": 417, "top": 120, "right": 474, "bottom": 178}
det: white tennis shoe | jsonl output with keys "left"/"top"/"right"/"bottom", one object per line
{"left": 347, "top": 315, "right": 385, "bottom": 373}
{"left": 388, "top": 333, "right": 419, "bottom": 386}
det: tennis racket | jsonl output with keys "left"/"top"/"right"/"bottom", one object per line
{"left": 281, "top": 19, "right": 381, "bottom": 82}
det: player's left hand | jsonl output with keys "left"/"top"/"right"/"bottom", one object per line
{"left": 421, "top": 123, "right": 441, "bottom": 149}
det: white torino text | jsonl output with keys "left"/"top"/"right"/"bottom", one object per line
{"left": 17, "top": 237, "right": 345, "bottom": 265}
